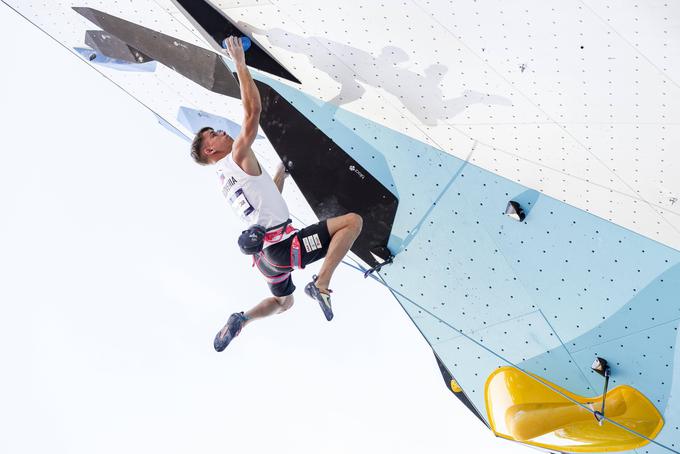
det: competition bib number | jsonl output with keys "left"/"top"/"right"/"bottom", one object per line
{"left": 229, "top": 188, "right": 255, "bottom": 220}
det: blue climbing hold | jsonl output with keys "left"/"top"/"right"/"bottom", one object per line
{"left": 240, "top": 36, "right": 251, "bottom": 51}
{"left": 221, "top": 36, "right": 251, "bottom": 52}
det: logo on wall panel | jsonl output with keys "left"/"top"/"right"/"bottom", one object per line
{"left": 349, "top": 165, "right": 365, "bottom": 180}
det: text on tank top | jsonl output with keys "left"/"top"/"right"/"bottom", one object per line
{"left": 215, "top": 154, "right": 290, "bottom": 229}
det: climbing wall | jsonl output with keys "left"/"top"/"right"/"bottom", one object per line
{"left": 5, "top": 0, "right": 680, "bottom": 452}
{"left": 254, "top": 74, "right": 680, "bottom": 454}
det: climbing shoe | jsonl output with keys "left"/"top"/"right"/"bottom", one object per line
{"left": 304, "top": 275, "right": 334, "bottom": 321}
{"left": 214, "top": 312, "right": 248, "bottom": 351}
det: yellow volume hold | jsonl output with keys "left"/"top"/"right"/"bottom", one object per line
{"left": 484, "top": 366, "right": 664, "bottom": 452}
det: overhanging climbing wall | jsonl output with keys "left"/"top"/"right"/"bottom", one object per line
{"left": 249, "top": 75, "right": 680, "bottom": 453}
{"left": 6, "top": 0, "right": 680, "bottom": 452}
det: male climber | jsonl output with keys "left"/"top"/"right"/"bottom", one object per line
{"left": 190, "top": 36, "right": 363, "bottom": 351}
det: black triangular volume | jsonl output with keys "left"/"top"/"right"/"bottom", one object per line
{"left": 73, "top": 7, "right": 240, "bottom": 98}
{"left": 254, "top": 80, "right": 397, "bottom": 268}
{"left": 505, "top": 200, "right": 526, "bottom": 222}
{"left": 433, "top": 352, "right": 489, "bottom": 427}
{"left": 170, "top": 0, "right": 301, "bottom": 84}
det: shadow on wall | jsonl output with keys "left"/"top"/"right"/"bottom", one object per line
{"left": 240, "top": 22, "right": 512, "bottom": 126}
{"left": 512, "top": 189, "right": 540, "bottom": 220}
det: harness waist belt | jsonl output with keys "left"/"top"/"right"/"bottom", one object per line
{"left": 263, "top": 219, "right": 297, "bottom": 246}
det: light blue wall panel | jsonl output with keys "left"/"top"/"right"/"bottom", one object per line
{"left": 257, "top": 74, "right": 680, "bottom": 453}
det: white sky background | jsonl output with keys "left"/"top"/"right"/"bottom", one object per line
{"left": 0, "top": 5, "right": 533, "bottom": 454}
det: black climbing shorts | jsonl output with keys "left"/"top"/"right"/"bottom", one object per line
{"left": 254, "top": 220, "right": 332, "bottom": 297}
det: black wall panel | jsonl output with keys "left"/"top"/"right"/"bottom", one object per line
{"left": 255, "top": 81, "right": 398, "bottom": 268}
{"left": 171, "top": 0, "right": 300, "bottom": 84}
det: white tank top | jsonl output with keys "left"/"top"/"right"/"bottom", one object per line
{"left": 215, "top": 153, "right": 290, "bottom": 230}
